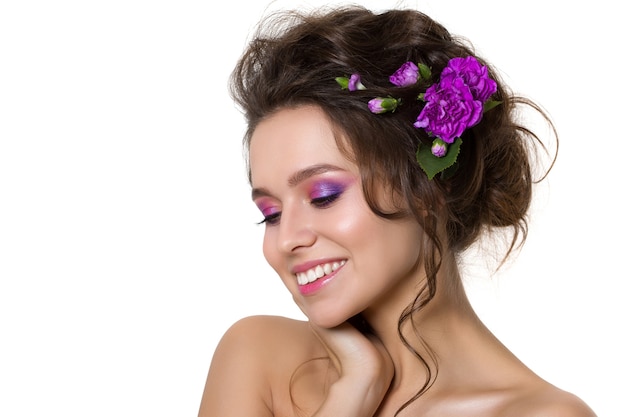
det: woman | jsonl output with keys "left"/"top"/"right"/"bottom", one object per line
{"left": 199, "top": 5, "right": 596, "bottom": 416}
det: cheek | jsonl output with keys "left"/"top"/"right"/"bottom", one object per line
{"left": 262, "top": 230, "right": 277, "bottom": 270}
{"left": 262, "top": 231, "right": 298, "bottom": 293}
{"left": 325, "top": 186, "right": 375, "bottom": 234}
{"left": 333, "top": 218, "right": 366, "bottom": 243}
{"left": 262, "top": 230, "right": 289, "bottom": 277}
{"left": 331, "top": 204, "right": 380, "bottom": 241}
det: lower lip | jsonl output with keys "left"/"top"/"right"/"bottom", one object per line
{"left": 298, "top": 270, "right": 339, "bottom": 296}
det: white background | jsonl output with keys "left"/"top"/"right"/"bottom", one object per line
{"left": 0, "top": 0, "right": 623, "bottom": 416}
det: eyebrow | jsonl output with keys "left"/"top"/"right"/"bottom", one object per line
{"left": 251, "top": 163, "right": 346, "bottom": 200}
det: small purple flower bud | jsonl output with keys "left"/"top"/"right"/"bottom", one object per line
{"left": 431, "top": 138, "right": 448, "bottom": 157}
{"left": 389, "top": 61, "right": 419, "bottom": 87}
{"left": 368, "top": 97, "right": 399, "bottom": 114}
{"left": 348, "top": 73, "right": 366, "bottom": 91}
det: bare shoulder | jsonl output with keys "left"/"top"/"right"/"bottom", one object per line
{"left": 226, "top": 314, "right": 317, "bottom": 344}
{"left": 198, "top": 315, "right": 319, "bottom": 417}
{"left": 502, "top": 383, "right": 596, "bottom": 417}
{"left": 212, "top": 314, "right": 321, "bottom": 374}
{"left": 220, "top": 315, "right": 322, "bottom": 360}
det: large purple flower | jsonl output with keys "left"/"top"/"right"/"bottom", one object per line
{"left": 414, "top": 78, "right": 483, "bottom": 143}
{"left": 440, "top": 56, "right": 497, "bottom": 102}
{"left": 414, "top": 56, "right": 496, "bottom": 145}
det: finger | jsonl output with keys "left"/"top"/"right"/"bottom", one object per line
{"left": 309, "top": 321, "right": 386, "bottom": 374}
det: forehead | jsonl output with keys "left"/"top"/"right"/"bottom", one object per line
{"left": 249, "top": 106, "right": 354, "bottom": 186}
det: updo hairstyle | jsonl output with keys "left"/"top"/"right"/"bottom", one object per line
{"left": 230, "top": 5, "right": 554, "bottom": 309}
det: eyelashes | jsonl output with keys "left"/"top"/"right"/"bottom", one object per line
{"left": 310, "top": 192, "right": 341, "bottom": 208}
{"left": 258, "top": 212, "right": 281, "bottom": 226}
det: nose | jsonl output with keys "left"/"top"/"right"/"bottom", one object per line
{"left": 276, "top": 203, "right": 317, "bottom": 253}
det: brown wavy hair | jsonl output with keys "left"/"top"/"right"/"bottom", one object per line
{"left": 230, "top": 5, "right": 556, "bottom": 415}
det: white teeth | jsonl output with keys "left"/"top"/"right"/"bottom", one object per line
{"left": 315, "top": 265, "right": 324, "bottom": 278}
{"left": 296, "top": 260, "right": 346, "bottom": 286}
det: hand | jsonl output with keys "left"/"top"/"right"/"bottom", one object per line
{"left": 309, "top": 321, "right": 394, "bottom": 417}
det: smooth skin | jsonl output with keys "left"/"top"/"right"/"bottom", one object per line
{"left": 198, "top": 105, "right": 596, "bottom": 417}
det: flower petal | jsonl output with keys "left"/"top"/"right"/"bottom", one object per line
{"left": 389, "top": 61, "right": 419, "bottom": 87}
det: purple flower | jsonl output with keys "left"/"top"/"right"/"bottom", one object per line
{"left": 414, "top": 78, "right": 483, "bottom": 143}
{"left": 389, "top": 61, "right": 419, "bottom": 87}
{"left": 440, "top": 56, "right": 497, "bottom": 102}
{"left": 348, "top": 73, "right": 366, "bottom": 91}
{"left": 431, "top": 138, "right": 447, "bottom": 157}
{"left": 414, "top": 56, "right": 497, "bottom": 143}
{"left": 368, "top": 97, "right": 399, "bottom": 114}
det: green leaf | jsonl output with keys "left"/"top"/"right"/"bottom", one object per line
{"left": 483, "top": 99, "right": 502, "bottom": 112}
{"left": 418, "top": 63, "right": 432, "bottom": 81}
{"left": 417, "top": 138, "right": 463, "bottom": 180}
{"left": 335, "top": 76, "right": 349, "bottom": 90}
{"left": 440, "top": 160, "right": 460, "bottom": 180}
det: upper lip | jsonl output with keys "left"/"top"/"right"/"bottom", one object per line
{"left": 291, "top": 258, "right": 346, "bottom": 274}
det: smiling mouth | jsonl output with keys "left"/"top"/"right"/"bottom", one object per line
{"left": 296, "top": 260, "right": 346, "bottom": 286}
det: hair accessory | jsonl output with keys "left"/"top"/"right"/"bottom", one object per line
{"left": 335, "top": 73, "right": 366, "bottom": 91}
{"left": 336, "top": 56, "right": 500, "bottom": 179}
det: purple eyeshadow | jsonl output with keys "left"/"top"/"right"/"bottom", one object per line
{"left": 256, "top": 200, "right": 278, "bottom": 217}
{"left": 309, "top": 181, "right": 346, "bottom": 199}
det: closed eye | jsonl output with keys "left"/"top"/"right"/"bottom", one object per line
{"left": 257, "top": 212, "right": 281, "bottom": 226}
{"left": 311, "top": 192, "right": 341, "bottom": 208}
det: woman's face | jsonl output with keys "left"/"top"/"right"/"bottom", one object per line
{"left": 249, "top": 105, "right": 424, "bottom": 328}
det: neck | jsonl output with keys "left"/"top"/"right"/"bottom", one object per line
{"left": 361, "top": 256, "right": 488, "bottom": 392}
{"left": 358, "top": 254, "right": 539, "bottom": 416}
